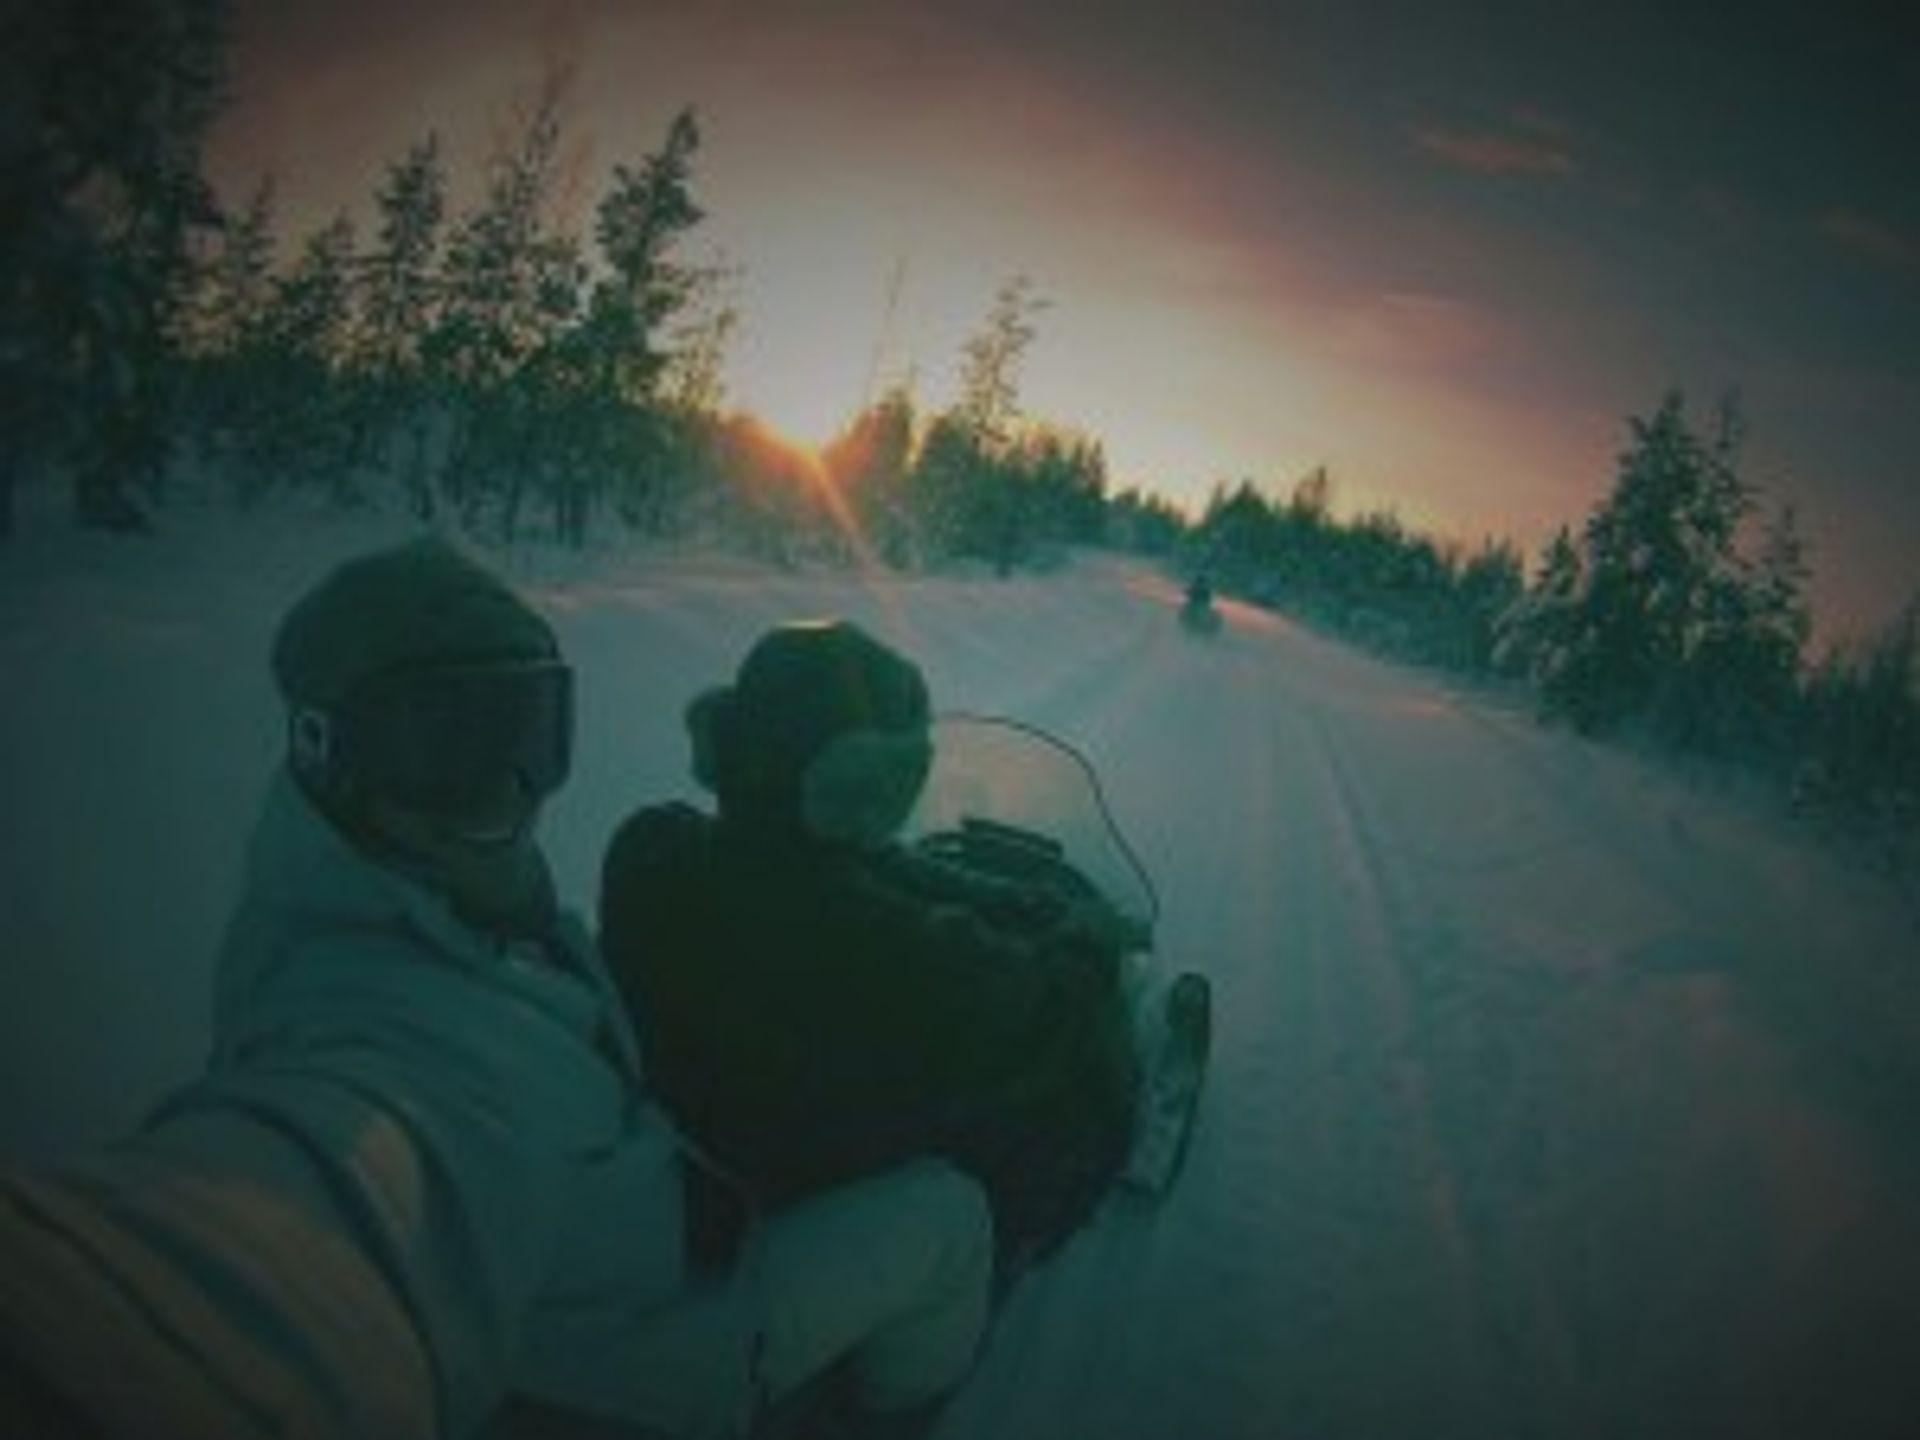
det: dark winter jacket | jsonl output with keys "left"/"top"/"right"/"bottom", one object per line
{"left": 599, "top": 804, "right": 1137, "bottom": 1260}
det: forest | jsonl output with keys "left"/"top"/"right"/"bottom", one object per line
{"left": 3, "top": 0, "right": 1913, "bottom": 880}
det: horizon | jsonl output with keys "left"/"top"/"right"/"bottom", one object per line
{"left": 206, "top": 0, "right": 1917, "bottom": 640}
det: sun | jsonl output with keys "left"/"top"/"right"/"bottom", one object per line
{"left": 735, "top": 377, "right": 854, "bottom": 451}
{"left": 724, "top": 315, "right": 873, "bottom": 450}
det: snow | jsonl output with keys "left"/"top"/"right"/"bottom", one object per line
{"left": 4, "top": 510, "right": 1918, "bottom": 1438}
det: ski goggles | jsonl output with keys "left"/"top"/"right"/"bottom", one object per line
{"left": 291, "top": 658, "right": 574, "bottom": 814}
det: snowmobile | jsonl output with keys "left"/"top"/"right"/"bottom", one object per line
{"left": 1179, "top": 576, "right": 1222, "bottom": 638}
{"left": 749, "top": 718, "right": 1211, "bottom": 1439}
{"left": 902, "top": 716, "right": 1212, "bottom": 1200}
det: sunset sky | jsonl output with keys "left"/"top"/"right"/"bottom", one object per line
{"left": 206, "top": 0, "right": 1917, "bottom": 640}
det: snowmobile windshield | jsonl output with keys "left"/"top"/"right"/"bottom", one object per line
{"left": 901, "top": 715, "right": 1157, "bottom": 935}
{"left": 320, "top": 658, "right": 574, "bottom": 814}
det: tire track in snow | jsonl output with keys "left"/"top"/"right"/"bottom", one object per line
{"left": 940, "top": 613, "right": 1302, "bottom": 1440}
{"left": 1297, "top": 699, "right": 1512, "bottom": 1435}
{"left": 1308, "top": 696, "right": 1629, "bottom": 1439}
{"left": 950, "top": 600, "right": 1578, "bottom": 1439}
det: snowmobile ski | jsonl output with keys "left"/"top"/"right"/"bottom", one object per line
{"left": 1121, "top": 970, "right": 1212, "bottom": 1195}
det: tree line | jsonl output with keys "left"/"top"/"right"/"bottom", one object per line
{"left": 1, "top": 1, "right": 1136, "bottom": 569}
{"left": 1497, "top": 395, "right": 1916, "bottom": 866}
{"left": 1180, "top": 394, "right": 1916, "bottom": 870}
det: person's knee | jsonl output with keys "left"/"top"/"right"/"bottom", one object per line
{"left": 844, "top": 1162, "right": 992, "bottom": 1417}
{"left": 898, "top": 1160, "right": 993, "bottom": 1291}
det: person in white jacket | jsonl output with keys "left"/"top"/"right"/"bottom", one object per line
{"left": 0, "top": 538, "right": 991, "bottom": 1440}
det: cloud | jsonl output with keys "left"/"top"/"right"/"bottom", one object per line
{"left": 1410, "top": 126, "right": 1575, "bottom": 179}
{"left": 1507, "top": 104, "right": 1574, "bottom": 141}
{"left": 1818, "top": 209, "right": 1918, "bottom": 271}
{"left": 1323, "top": 291, "right": 1518, "bottom": 371}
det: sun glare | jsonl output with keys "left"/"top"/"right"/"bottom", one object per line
{"left": 735, "top": 374, "right": 853, "bottom": 451}
{"left": 750, "top": 420, "right": 896, "bottom": 588}
{"left": 724, "top": 273, "right": 879, "bottom": 451}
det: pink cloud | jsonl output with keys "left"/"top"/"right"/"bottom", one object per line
{"left": 1323, "top": 291, "right": 1518, "bottom": 371}
{"left": 1507, "top": 104, "right": 1574, "bottom": 140}
{"left": 1411, "top": 126, "right": 1575, "bottom": 179}
{"left": 1818, "top": 209, "right": 1918, "bottom": 271}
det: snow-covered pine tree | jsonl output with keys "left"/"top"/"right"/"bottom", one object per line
{"left": 172, "top": 173, "right": 275, "bottom": 483}
{"left": 1450, "top": 538, "right": 1525, "bottom": 673}
{"left": 1544, "top": 393, "right": 1755, "bottom": 733}
{"left": 1668, "top": 501, "right": 1812, "bottom": 756}
{"left": 825, "top": 386, "right": 918, "bottom": 566}
{"left": 1494, "top": 524, "right": 1585, "bottom": 690}
{"left": 2, "top": 0, "right": 231, "bottom": 532}
{"left": 658, "top": 261, "right": 740, "bottom": 422}
{"left": 918, "top": 276, "right": 1048, "bottom": 571}
{"left": 1016, "top": 428, "right": 1108, "bottom": 550}
{"left": 359, "top": 134, "right": 446, "bottom": 378}
{"left": 587, "top": 107, "right": 704, "bottom": 407}
{"left": 956, "top": 276, "right": 1046, "bottom": 457}
{"left": 1796, "top": 597, "right": 1920, "bottom": 847}
{"left": 429, "top": 77, "right": 585, "bottom": 534}
{"left": 355, "top": 133, "right": 448, "bottom": 515}
{"left": 553, "top": 106, "right": 710, "bottom": 544}
{"left": 266, "top": 214, "right": 358, "bottom": 368}
{"left": 187, "top": 175, "right": 277, "bottom": 360}
{"left": 218, "top": 212, "right": 358, "bottom": 503}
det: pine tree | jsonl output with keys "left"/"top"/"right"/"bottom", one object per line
{"left": 170, "top": 172, "right": 274, "bottom": 478}
{"left": 903, "top": 412, "right": 976, "bottom": 561}
{"left": 2, "top": 0, "right": 231, "bottom": 531}
{"left": 1494, "top": 524, "right": 1584, "bottom": 687}
{"left": 657, "top": 259, "right": 741, "bottom": 419}
{"left": 359, "top": 134, "right": 446, "bottom": 376}
{"left": 1452, "top": 539, "right": 1525, "bottom": 672}
{"left": 348, "top": 133, "right": 448, "bottom": 514}
{"left": 187, "top": 175, "right": 276, "bottom": 358}
{"left": 543, "top": 105, "right": 710, "bottom": 544}
{"left": 219, "top": 211, "right": 359, "bottom": 501}
{"left": 1749, "top": 503, "right": 1812, "bottom": 669}
{"left": 1796, "top": 598, "right": 1920, "bottom": 848}
{"left": 1545, "top": 393, "right": 1755, "bottom": 732}
{"left": 432, "top": 80, "right": 579, "bottom": 393}
{"left": 910, "top": 276, "right": 1052, "bottom": 569}
{"left": 955, "top": 275, "right": 1046, "bottom": 455}
{"left": 1675, "top": 501, "right": 1812, "bottom": 756}
{"left": 1197, "top": 480, "right": 1281, "bottom": 590}
{"left": 825, "top": 386, "right": 917, "bottom": 565}
{"left": 429, "top": 76, "right": 586, "bottom": 531}
{"left": 1108, "top": 488, "right": 1186, "bottom": 555}
{"left": 586, "top": 107, "right": 705, "bottom": 405}
{"left": 266, "top": 213, "right": 357, "bottom": 367}
{"left": 1017, "top": 427, "right": 1108, "bottom": 550}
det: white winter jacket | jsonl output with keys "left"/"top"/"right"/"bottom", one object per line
{"left": 1, "top": 773, "right": 759, "bottom": 1440}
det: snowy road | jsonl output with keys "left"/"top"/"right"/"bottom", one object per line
{"left": 907, "top": 568, "right": 1920, "bottom": 1440}
{"left": 4, "top": 526, "right": 1918, "bottom": 1438}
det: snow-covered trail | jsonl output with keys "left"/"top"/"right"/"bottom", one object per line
{"left": 914, "top": 572, "right": 1920, "bottom": 1440}
{"left": 4, "top": 525, "right": 1918, "bottom": 1438}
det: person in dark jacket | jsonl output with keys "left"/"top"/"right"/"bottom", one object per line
{"left": 601, "top": 620, "right": 1140, "bottom": 1285}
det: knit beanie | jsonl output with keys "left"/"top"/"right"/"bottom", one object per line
{"left": 694, "top": 620, "right": 930, "bottom": 820}
{"left": 272, "top": 537, "right": 558, "bottom": 711}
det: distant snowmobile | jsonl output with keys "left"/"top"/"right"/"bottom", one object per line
{"left": 1179, "top": 574, "right": 1222, "bottom": 637}
{"left": 903, "top": 716, "right": 1212, "bottom": 1200}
